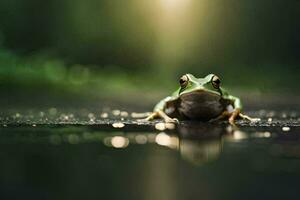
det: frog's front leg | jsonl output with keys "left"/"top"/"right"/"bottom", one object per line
{"left": 227, "top": 95, "right": 260, "bottom": 125}
{"left": 142, "top": 97, "right": 179, "bottom": 123}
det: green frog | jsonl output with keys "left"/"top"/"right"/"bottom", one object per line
{"left": 144, "top": 74, "right": 259, "bottom": 125}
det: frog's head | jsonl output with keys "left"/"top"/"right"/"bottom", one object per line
{"left": 178, "top": 73, "right": 222, "bottom": 96}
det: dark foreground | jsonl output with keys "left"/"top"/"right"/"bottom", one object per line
{"left": 0, "top": 109, "right": 299, "bottom": 200}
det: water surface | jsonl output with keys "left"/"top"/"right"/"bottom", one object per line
{"left": 0, "top": 109, "right": 299, "bottom": 200}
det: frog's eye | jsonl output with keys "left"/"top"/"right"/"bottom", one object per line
{"left": 211, "top": 75, "right": 221, "bottom": 89}
{"left": 179, "top": 75, "right": 189, "bottom": 88}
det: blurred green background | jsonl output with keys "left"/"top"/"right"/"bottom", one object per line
{"left": 0, "top": 0, "right": 299, "bottom": 107}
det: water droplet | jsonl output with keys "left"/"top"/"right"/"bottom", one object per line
{"left": 165, "top": 122, "right": 175, "bottom": 130}
{"left": 264, "top": 132, "right": 271, "bottom": 138}
{"left": 111, "top": 136, "right": 129, "bottom": 148}
{"left": 112, "top": 122, "right": 125, "bottom": 128}
{"left": 49, "top": 108, "right": 57, "bottom": 116}
{"left": 155, "top": 132, "right": 171, "bottom": 146}
{"left": 267, "top": 111, "right": 275, "bottom": 117}
{"left": 39, "top": 112, "right": 45, "bottom": 117}
{"left": 88, "top": 113, "right": 95, "bottom": 119}
{"left": 112, "top": 110, "right": 121, "bottom": 116}
{"left": 282, "top": 127, "right": 290, "bottom": 132}
{"left": 233, "top": 130, "right": 247, "bottom": 140}
{"left": 155, "top": 122, "right": 166, "bottom": 131}
{"left": 135, "top": 135, "right": 148, "bottom": 144}
{"left": 100, "top": 113, "right": 108, "bottom": 118}
{"left": 120, "top": 111, "right": 129, "bottom": 117}
{"left": 282, "top": 113, "right": 287, "bottom": 118}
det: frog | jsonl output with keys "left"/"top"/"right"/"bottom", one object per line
{"left": 143, "top": 73, "right": 260, "bottom": 125}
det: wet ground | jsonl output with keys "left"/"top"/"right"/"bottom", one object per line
{"left": 0, "top": 108, "right": 300, "bottom": 200}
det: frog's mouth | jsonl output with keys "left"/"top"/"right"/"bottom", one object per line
{"left": 180, "top": 89, "right": 221, "bottom": 100}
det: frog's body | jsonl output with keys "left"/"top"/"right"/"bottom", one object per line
{"left": 162, "top": 89, "right": 231, "bottom": 121}
{"left": 145, "top": 74, "right": 259, "bottom": 125}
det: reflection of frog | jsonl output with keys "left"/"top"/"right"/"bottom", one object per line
{"left": 178, "top": 123, "right": 226, "bottom": 166}
{"left": 145, "top": 74, "right": 260, "bottom": 125}
{"left": 180, "top": 139, "right": 222, "bottom": 166}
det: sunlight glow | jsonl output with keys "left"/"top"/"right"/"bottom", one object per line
{"left": 153, "top": 0, "right": 196, "bottom": 75}
{"left": 160, "top": 0, "right": 190, "bottom": 10}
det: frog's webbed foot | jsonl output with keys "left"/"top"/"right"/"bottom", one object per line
{"left": 139, "top": 110, "right": 179, "bottom": 123}
{"left": 239, "top": 113, "right": 261, "bottom": 122}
